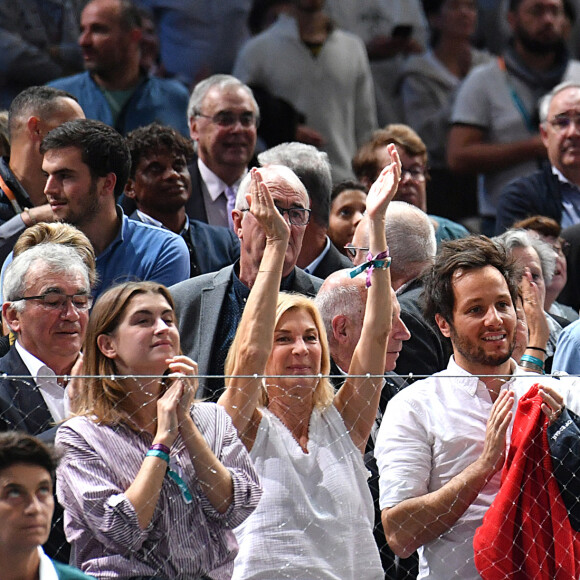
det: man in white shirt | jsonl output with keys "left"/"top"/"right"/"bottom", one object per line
{"left": 185, "top": 75, "right": 259, "bottom": 229}
{"left": 0, "top": 243, "right": 91, "bottom": 435}
{"left": 375, "top": 234, "right": 574, "bottom": 579}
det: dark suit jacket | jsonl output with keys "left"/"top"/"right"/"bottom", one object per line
{"left": 560, "top": 222, "right": 580, "bottom": 311}
{"left": 495, "top": 162, "right": 563, "bottom": 234}
{"left": 0, "top": 346, "right": 54, "bottom": 434}
{"left": 170, "top": 264, "right": 322, "bottom": 399}
{"left": 129, "top": 211, "right": 240, "bottom": 276}
{"left": 186, "top": 155, "right": 210, "bottom": 223}
{"left": 310, "top": 240, "right": 353, "bottom": 279}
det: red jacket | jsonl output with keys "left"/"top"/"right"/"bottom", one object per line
{"left": 474, "top": 385, "right": 580, "bottom": 579}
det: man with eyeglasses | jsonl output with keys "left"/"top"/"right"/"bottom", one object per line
{"left": 171, "top": 164, "right": 322, "bottom": 401}
{"left": 0, "top": 243, "right": 91, "bottom": 435}
{"left": 185, "top": 75, "right": 259, "bottom": 229}
{"left": 496, "top": 81, "right": 580, "bottom": 233}
{"left": 49, "top": 0, "right": 189, "bottom": 137}
{"left": 258, "top": 142, "right": 353, "bottom": 279}
{"left": 448, "top": 0, "right": 580, "bottom": 236}
{"left": 353, "top": 125, "right": 469, "bottom": 246}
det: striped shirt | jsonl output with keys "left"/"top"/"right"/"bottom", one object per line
{"left": 56, "top": 402, "right": 261, "bottom": 579}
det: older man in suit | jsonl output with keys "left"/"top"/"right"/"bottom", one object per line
{"left": 171, "top": 164, "right": 322, "bottom": 401}
{"left": 0, "top": 243, "right": 91, "bottom": 434}
{"left": 185, "top": 74, "right": 259, "bottom": 228}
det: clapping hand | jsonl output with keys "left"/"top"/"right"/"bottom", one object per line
{"left": 366, "top": 143, "right": 401, "bottom": 222}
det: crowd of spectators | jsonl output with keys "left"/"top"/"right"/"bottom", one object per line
{"left": 2, "top": 0, "right": 580, "bottom": 579}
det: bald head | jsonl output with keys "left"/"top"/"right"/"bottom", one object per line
{"left": 352, "top": 201, "right": 436, "bottom": 289}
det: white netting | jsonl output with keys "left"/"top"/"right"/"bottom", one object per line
{"left": 2, "top": 372, "right": 579, "bottom": 579}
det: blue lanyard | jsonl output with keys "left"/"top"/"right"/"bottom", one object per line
{"left": 497, "top": 57, "right": 537, "bottom": 134}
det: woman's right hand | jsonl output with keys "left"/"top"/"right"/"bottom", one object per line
{"left": 521, "top": 268, "right": 550, "bottom": 349}
{"left": 154, "top": 381, "right": 182, "bottom": 447}
{"left": 248, "top": 167, "right": 290, "bottom": 243}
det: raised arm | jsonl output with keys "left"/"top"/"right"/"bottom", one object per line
{"left": 334, "top": 144, "right": 400, "bottom": 453}
{"left": 218, "top": 169, "right": 290, "bottom": 447}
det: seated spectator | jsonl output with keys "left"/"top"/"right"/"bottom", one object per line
{"left": 494, "top": 228, "right": 563, "bottom": 372}
{"left": 328, "top": 180, "right": 367, "bottom": 256}
{"left": 0, "top": 86, "right": 85, "bottom": 268}
{"left": 512, "top": 215, "right": 578, "bottom": 323}
{"left": 218, "top": 147, "right": 401, "bottom": 579}
{"left": 170, "top": 164, "right": 322, "bottom": 402}
{"left": 56, "top": 281, "right": 262, "bottom": 578}
{"left": 40, "top": 119, "right": 190, "bottom": 297}
{"left": 353, "top": 125, "right": 470, "bottom": 245}
{"left": 258, "top": 143, "right": 353, "bottom": 278}
{"left": 0, "top": 432, "right": 91, "bottom": 579}
{"left": 400, "top": 0, "right": 490, "bottom": 221}
{"left": 49, "top": 0, "right": 189, "bottom": 137}
{"left": 496, "top": 82, "right": 580, "bottom": 234}
{"left": 0, "top": 111, "right": 9, "bottom": 158}
{"left": 124, "top": 123, "right": 240, "bottom": 277}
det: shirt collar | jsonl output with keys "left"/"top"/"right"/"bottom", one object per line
{"left": 446, "top": 355, "right": 518, "bottom": 396}
{"left": 198, "top": 158, "right": 245, "bottom": 202}
{"left": 135, "top": 209, "right": 189, "bottom": 234}
{"left": 15, "top": 341, "right": 56, "bottom": 381}
{"left": 303, "top": 236, "right": 331, "bottom": 275}
{"left": 38, "top": 546, "right": 59, "bottom": 580}
{"left": 552, "top": 165, "right": 580, "bottom": 190}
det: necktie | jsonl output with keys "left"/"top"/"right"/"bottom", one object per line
{"left": 225, "top": 185, "right": 236, "bottom": 230}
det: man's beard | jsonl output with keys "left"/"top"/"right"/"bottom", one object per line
{"left": 449, "top": 325, "right": 516, "bottom": 368}
{"left": 515, "top": 24, "right": 565, "bottom": 55}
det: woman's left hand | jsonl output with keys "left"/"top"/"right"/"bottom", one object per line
{"left": 165, "top": 355, "right": 198, "bottom": 422}
{"left": 366, "top": 143, "right": 401, "bottom": 221}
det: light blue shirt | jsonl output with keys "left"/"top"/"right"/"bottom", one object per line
{"left": 552, "top": 318, "right": 580, "bottom": 374}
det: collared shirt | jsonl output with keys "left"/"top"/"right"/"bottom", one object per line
{"left": 15, "top": 341, "right": 69, "bottom": 423}
{"left": 552, "top": 166, "right": 580, "bottom": 229}
{"left": 94, "top": 207, "right": 190, "bottom": 297}
{"left": 56, "top": 403, "right": 261, "bottom": 579}
{"left": 375, "top": 356, "right": 580, "bottom": 580}
{"left": 303, "top": 236, "right": 331, "bottom": 275}
{"left": 198, "top": 158, "right": 244, "bottom": 228}
{"left": 135, "top": 208, "right": 190, "bottom": 234}
{"left": 39, "top": 546, "right": 60, "bottom": 580}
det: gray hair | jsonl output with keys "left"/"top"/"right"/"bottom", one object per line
{"left": 236, "top": 165, "right": 309, "bottom": 210}
{"left": 494, "top": 229, "right": 556, "bottom": 284}
{"left": 315, "top": 275, "right": 366, "bottom": 351}
{"left": 385, "top": 202, "right": 437, "bottom": 281}
{"left": 258, "top": 143, "right": 332, "bottom": 227}
{"left": 187, "top": 74, "right": 259, "bottom": 122}
{"left": 4, "top": 243, "right": 91, "bottom": 311}
{"left": 539, "top": 81, "right": 580, "bottom": 123}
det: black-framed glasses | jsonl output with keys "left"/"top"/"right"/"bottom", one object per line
{"left": 548, "top": 114, "right": 580, "bottom": 132}
{"left": 242, "top": 205, "right": 311, "bottom": 226}
{"left": 14, "top": 291, "right": 93, "bottom": 311}
{"left": 195, "top": 111, "right": 260, "bottom": 128}
{"left": 552, "top": 238, "right": 571, "bottom": 256}
{"left": 401, "top": 166, "right": 427, "bottom": 181}
{"left": 344, "top": 244, "right": 369, "bottom": 259}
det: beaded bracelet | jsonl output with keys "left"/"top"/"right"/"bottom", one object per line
{"left": 146, "top": 449, "right": 170, "bottom": 463}
{"left": 349, "top": 249, "right": 391, "bottom": 287}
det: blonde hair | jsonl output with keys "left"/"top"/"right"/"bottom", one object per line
{"left": 73, "top": 281, "right": 178, "bottom": 426}
{"left": 225, "top": 292, "right": 334, "bottom": 409}
{"left": 14, "top": 222, "right": 97, "bottom": 288}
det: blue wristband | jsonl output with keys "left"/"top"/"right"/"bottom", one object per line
{"left": 520, "top": 354, "right": 544, "bottom": 368}
{"left": 146, "top": 449, "right": 170, "bottom": 463}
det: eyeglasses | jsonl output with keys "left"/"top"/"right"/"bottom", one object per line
{"left": 242, "top": 205, "right": 311, "bottom": 226}
{"left": 344, "top": 244, "right": 369, "bottom": 259}
{"left": 195, "top": 111, "right": 260, "bottom": 128}
{"left": 552, "top": 239, "right": 571, "bottom": 255}
{"left": 401, "top": 166, "right": 427, "bottom": 181}
{"left": 14, "top": 291, "right": 93, "bottom": 311}
{"left": 548, "top": 114, "right": 580, "bottom": 132}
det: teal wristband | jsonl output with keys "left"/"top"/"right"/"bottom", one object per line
{"left": 520, "top": 354, "right": 544, "bottom": 368}
{"left": 146, "top": 449, "right": 170, "bottom": 463}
